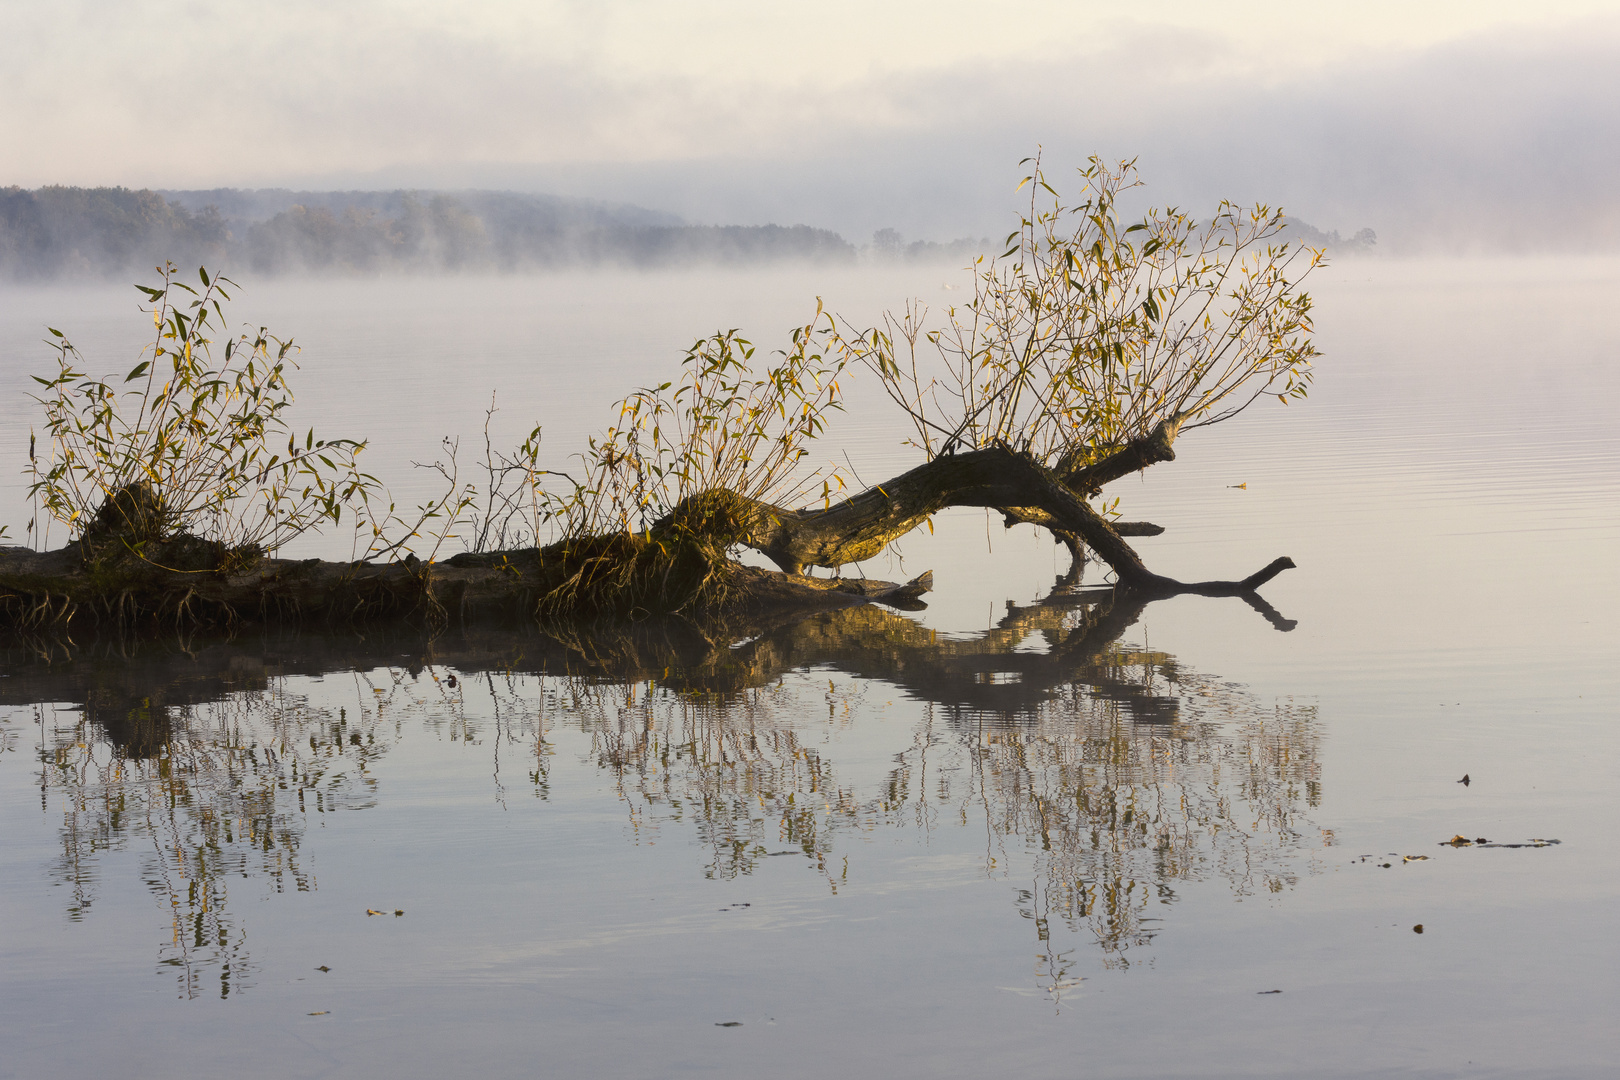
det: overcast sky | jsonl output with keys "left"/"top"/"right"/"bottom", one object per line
{"left": 4, "top": 0, "right": 1618, "bottom": 248}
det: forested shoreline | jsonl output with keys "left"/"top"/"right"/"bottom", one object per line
{"left": 0, "top": 185, "right": 993, "bottom": 279}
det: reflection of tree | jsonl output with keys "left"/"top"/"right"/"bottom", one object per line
{"left": 553, "top": 589, "right": 1323, "bottom": 967}
{"left": 4, "top": 586, "right": 1322, "bottom": 990}
{"left": 33, "top": 674, "right": 391, "bottom": 999}
{"left": 953, "top": 684, "right": 1319, "bottom": 970}
{"left": 570, "top": 681, "right": 866, "bottom": 882}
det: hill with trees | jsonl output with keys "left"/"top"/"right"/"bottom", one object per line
{"left": 0, "top": 186, "right": 860, "bottom": 279}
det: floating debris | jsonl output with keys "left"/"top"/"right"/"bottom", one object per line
{"left": 308, "top": 1011, "right": 329, "bottom": 1016}
{"left": 1438, "top": 837, "right": 1561, "bottom": 849}
{"left": 1413, "top": 925, "right": 1424, "bottom": 934}
{"left": 1257, "top": 990, "right": 1282, "bottom": 995}
{"left": 315, "top": 966, "right": 331, "bottom": 973}
{"left": 1403, "top": 855, "right": 1430, "bottom": 862}
{"left": 715, "top": 1021, "right": 743, "bottom": 1027}
{"left": 1458, "top": 774, "right": 1470, "bottom": 786}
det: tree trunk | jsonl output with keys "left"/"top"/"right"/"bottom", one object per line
{"left": 678, "top": 435, "right": 1291, "bottom": 597}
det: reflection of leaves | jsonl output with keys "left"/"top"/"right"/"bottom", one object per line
{"left": 37, "top": 688, "right": 391, "bottom": 999}
{"left": 920, "top": 673, "right": 1320, "bottom": 963}
{"left": 570, "top": 680, "right": 856, "bottom": 882}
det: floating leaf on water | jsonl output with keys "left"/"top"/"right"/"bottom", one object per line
{"left": 315, "top": 966, "right": 330, "bottom": 973}
{"left": 1413, "top": 924, "right": 1424, "bottom": 934}
{"left": 1403, "top": 855, "right": 1430, "bottom": 862}
{"left": 1257, "top": 990, "right": 1282, "bottom": 995}
{"left": 715, "top": 1021, "right": 743, "bottom": 1027}
{"left": 308, "top": 1011, "right": 329, "bottom": 1016}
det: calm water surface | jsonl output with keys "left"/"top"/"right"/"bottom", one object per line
{"left": 1, "top": 259, "right": 1617, "bottom": 1079}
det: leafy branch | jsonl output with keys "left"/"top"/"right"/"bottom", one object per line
{"left": 28, "top": 264, "right": 381, "bottom": 558}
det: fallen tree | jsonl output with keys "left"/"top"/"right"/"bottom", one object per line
{"left": 678, "top": 430, "right": 1291, "bottom": 596}
{"left": 634, "top": 155, "right": 1316, "bottom": 595}
{"left": 2, "top": 157, "right": 1319, "bottom": 637}
{"left": 0, "top": 523, "right": 935, "bottom": 637}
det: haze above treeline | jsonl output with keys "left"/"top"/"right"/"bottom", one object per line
{"left": 6, "top": 4, "right": 1617, "bottom": 266}
{"left": 0, "top": 184, "right": 1376, "bottom": 281}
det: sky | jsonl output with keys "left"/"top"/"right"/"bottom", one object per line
{"left": 4, "top": 0, "right": 1619, "bottom": 249}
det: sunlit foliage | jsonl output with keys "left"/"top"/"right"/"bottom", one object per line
{"left": 27, "top": 264, "right": 378, "bottom": 555}
{"left": 840, "top": 156, "right": 1321, "bottom": 470}
{"left": 539, "top": 311, "right": 848, "bottom": 540}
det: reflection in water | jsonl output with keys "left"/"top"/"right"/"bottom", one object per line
{"left": 570, "top": 590, "right": 1322, "bottom": 972}
{"left": 24, "top": 674, "right": 394, "bottom": 999}
{"left": 3, "top": 586, "right": 1322, "bottom": 999}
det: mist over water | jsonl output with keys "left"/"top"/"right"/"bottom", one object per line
{"left": 8, "top": 7, "right": 1620, "bottom": 254}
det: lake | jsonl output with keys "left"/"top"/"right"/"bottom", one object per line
{"left": 1, "top": 257, "right": 1618, "bottom": 1079}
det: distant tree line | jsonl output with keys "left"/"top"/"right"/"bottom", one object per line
{"left": 868, "top": 228, "right": 990, "bottom": 264}
{"left": 0, "top": 187, "right": 229, "bottom": 280}
{"left": 1279, "top": 218, "right": 1377, "bottom": 254}
{"left": 0, "top": 186, "right": 1370, "bottom": 282}
{"left": 0, "top": 186, "right": 871, "bottom": 279}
